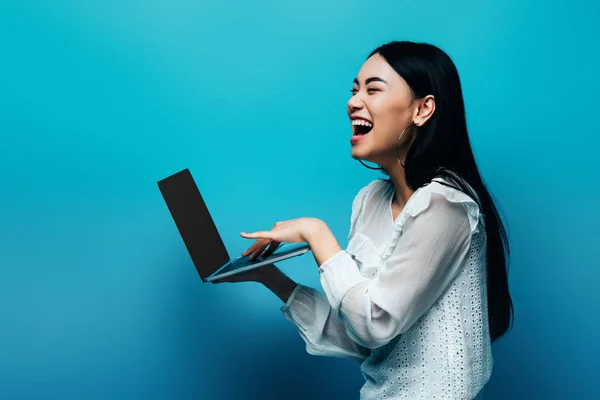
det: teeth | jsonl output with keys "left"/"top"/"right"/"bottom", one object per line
{"left": 352, "top": 119, "right": 373, "bottom": 127}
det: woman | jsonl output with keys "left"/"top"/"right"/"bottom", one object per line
{"left": 213, "top": 41, "right": 513, "bottom": 399}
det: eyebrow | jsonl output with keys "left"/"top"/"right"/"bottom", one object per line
{"left": 353, "top": 77, "right": 388, "bottom": 85}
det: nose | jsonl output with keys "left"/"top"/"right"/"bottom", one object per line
{"left": 347, "top": 92, "right": 363, "bottom": 114}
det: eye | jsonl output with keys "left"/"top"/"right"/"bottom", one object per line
{"left": 350, "top": 88, "right": 358, "bottom": 95}
{"left": 367, "top": 88, "right": 379, "bottom": 93}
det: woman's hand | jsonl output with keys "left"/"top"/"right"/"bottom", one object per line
{"left": 240, "top": 217, "right": 323, "bottom": 260}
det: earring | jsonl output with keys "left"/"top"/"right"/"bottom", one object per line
{"left": 358, "top": 160, "right": 383, "bottom": 170}
{"left": 396, "top": 123, "right": 416, "bottom": 168}
{"left": 356, "top": 122, "right": 416, "bottom": 171}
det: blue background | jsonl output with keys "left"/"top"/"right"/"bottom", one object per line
{"left": 1, "top": 1, "right": 598, "bottom": 399}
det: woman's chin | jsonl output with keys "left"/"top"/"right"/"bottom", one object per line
{"left": 351, "top": 145, "right": 371, "bottom": 159}
{"left": 351, "top": 152, "right": 377, "bottom": 165}
{"left": 351, "top": 148, "right": 388, "bottom": 168}
{"left": 350, "top": 149, "right": 365, "bottom": 161}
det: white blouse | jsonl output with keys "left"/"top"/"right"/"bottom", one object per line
{"left": 281, "top": 177, "right": 493, "bottom": 399}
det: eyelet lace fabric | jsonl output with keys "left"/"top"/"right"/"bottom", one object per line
{"left": 281, "top": 177, "right": 493, "bottom": 399}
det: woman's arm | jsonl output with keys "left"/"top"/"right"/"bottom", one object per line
{"left": 257, "top": 266, "right": 298, "bottom": 303}
{"left": 257, "top": 267, "right": 370, "bottom": 363}
{"left": 306, "top": 192, "right": 476, "bottom": 349}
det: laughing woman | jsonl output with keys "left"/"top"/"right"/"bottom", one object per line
{"left": 213, "top": 41, "right": 513, "bottom": 400}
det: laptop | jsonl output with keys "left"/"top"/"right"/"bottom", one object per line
{"left": 157, "top": 168, "right": 310, "bottom": 282}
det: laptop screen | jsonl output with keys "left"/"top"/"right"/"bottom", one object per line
{"left": 157, "top": 169, "right": 230, "bottom": 282}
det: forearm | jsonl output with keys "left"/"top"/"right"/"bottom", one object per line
{"left": 304, "top": 219, "right": 343, "bottom": 267}
{"left": 258, "top": 267, "right": 298, "bottom": 303}
{"left": 281, "top": 284, "right": 371, "bottom": 363}
{"left": 252, "top": 219, "right": 342, "bottom": 303}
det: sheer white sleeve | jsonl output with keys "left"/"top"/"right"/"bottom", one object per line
{"left": 318, "top": 190, "right": 478, "bottom": 350}
{"left": 280, "top": 284, "right": 371, "bottom": 363}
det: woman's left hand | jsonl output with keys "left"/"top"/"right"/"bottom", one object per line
{"left": 240, "top": 217, "right": 322, "bottom": 258}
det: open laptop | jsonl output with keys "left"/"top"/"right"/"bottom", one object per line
{"left": 157, "top": 168, "right": 310, "bottom": 282}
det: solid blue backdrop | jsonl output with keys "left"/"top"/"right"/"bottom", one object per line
{"left": 1, "top": 0, "right": 598, "bottom": 399}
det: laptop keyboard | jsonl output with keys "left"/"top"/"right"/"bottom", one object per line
{"left": 219, "top": 255, "right": 262, "bottom": 274}
{"left": 217, "top": 244, "right": 282, "bottom": 275}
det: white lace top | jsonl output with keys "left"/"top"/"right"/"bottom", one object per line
{"left": 281, "top": 177, "right": 493, "bottom": 399}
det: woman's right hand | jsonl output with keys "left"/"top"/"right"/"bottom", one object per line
{"left": 241, "top": 236, "right": 281, "bottom": 261}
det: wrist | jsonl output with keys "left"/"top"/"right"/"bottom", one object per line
{"left": 302, "top": 218, "right": 327, "bottom": 244}
{"left": 303, "top": 219, "right": 342, "bottom": 266}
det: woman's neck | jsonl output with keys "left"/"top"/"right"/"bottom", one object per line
{"left": 386, "top": 164, "right": 414, "bottom": 213}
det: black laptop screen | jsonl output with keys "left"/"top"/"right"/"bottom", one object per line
{"left": 157, "top": 169, "right": 230, "bottom": 281}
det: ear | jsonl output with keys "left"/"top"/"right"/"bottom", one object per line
{"left": 413, "top": 95, "right": 435, "bottom": 126}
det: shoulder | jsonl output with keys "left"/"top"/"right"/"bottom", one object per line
{"left": 379, "top": 178, "right": 484, "bottom": 260}
{"left": 403, "top": 177, "right": 483, "bottom": 234}
{"left": 350, "top": 178, "right": 390, "bottom": 218}
{"left": 348, "top": 179, "right": 390, "bottom": 235}
{"left": 352, "top": 178, "right": 389, "bottom": 205}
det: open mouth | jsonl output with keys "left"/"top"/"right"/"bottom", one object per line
{"left": 352, "top": 119, "right": 373, "bottom": 136}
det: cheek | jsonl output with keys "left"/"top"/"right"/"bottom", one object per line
{"left": 372, "top": 107, "right": 402, "bottom": 134}
{"left": 372, "top": 101, "right": 411, "bottom": 132}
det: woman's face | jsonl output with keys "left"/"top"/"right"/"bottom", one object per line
{"left": 347, "top": 53, "right": 419, "bottom": 167}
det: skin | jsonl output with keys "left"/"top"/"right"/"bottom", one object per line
{"left": 212, "top": 53, "right": 436, "bottom": 302}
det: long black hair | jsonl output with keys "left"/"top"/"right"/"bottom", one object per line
{"left": 369, "top": 41, "right": 513, "bottom": 343}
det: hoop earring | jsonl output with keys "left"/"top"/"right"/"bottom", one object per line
{"left": 356, "top": 122, "right": 416, "bottom": 171}
{"left": 396, "top": 123, "right": 416, "bottom": 168}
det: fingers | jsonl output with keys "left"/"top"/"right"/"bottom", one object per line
{"left": 261, "top": 240, "right": 280, "bottom": 258}
{"left": 240, "top": 221, "right": 286, "bottom": 259}
{"left": 250, "top": 244, "right": 265, "bottom": 261}
{"left": 240, "top": 231, "right": 272, "bottom": 239}
{"left": 251, "top": 239, "right": 280, "bottom": 261}
{"left": 242, "top": 238, "right": 267, "bottom": 258}
{"left": 242, "top": 238, "right": 264, "bottom": 255}
{"left": 241, "top": 237, "right": 274, "bottom": 260}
